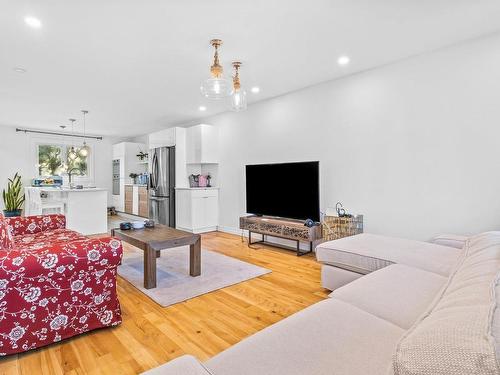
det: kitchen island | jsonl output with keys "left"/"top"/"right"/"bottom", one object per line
{"left": 34, "top": 187, "right": 108, "bottom": 235}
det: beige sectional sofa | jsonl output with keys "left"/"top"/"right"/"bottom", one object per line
{"left": 143, "top": 231, "right": 500, "bottom": 375}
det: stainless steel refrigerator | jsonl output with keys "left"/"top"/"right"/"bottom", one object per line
{"left": 149, "top": 146, "right": 175, "bottom": 227}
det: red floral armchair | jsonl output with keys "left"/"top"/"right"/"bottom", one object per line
{"left": 0, "top": 214, "right": 123, "bottom": 356}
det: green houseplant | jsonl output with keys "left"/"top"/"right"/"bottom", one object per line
{"left": 2, "top": 173, "right": 25, "bottom": 217}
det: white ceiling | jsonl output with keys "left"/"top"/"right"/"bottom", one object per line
{"left": 1, "top": 0, "right": 500, "bottom": 137}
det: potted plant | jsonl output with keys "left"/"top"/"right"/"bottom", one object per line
{"left": 2, "top": 173, "right": 25, "bottom": 217}
{"left": 136, "top": 151, "right": 148, "bottom": 161}
{"left": 129, "top": 173, "right": 139, "bottom": 184}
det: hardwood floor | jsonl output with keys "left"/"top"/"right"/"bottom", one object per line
{"left": 0, "top": 231, "right": 328, "bottom": 375}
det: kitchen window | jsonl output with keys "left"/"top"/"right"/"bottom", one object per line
{"left": 37, "top": 144, "right": 91, "bottom": 177}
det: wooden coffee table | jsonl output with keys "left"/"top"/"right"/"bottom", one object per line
{"left": 111, "top": 224, "right": 201, "bottom": 289}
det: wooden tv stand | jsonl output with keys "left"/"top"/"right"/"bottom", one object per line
{"left": 239, "top": 215, "right": 322, "bottom": 256}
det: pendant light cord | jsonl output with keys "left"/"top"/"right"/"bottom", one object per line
{"left": 81, "top": 110, "right": 88, "bottom": 145}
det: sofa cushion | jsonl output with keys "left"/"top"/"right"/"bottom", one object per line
{"left": 431, "top": 233, "right": 468, "bottom": 249}
{"left": 330, "top": 264, "right": 447, "bottom": 329}
{"left": 393, "top": 231, "right": 500, "bottom": 375}
{"left": 142, "top": 355, "right": 215, "bottom": 375}
{"left": 13, "top": 228, "right": 88, "bottom": 250}
{"left": 6, "top": 214, "right": 66, "bottom": 236}
{"left": 316, "top": 233, "right": 461, "bottom": 276}
{"left": 0, "top": 215, "right": 13, "bottom": 250}
{"left": 206, "top": 299, "right": 404, "bottom": 375}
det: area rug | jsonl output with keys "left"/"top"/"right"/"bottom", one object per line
{"left": 118, "top": 246, "right": 271, "bottom": 307}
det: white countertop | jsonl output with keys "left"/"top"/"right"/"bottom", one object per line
{"left": 124, "top": 184, "right": 148, "bottom": 187}
{"left": 38, "top": 187, "right": 107, "bottom": 192}
{"left": 175, "top": 187, "right": 219, "bottom": 190}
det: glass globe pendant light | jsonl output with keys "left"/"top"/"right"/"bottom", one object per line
{"left": 79, "top": 110, "right": 90, "bottom": 157}
{"left": 68, "top": 118, "right": 78, "bottom": 161}
{"left": 200, "top": 39, "right": 232, "bottom": 99}
{"left": 230, "top": 61, "right": 247, "bottom": 111}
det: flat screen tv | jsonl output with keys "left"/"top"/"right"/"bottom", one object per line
{"left": 245, "top": 161, "right": 320, "bottom": 222}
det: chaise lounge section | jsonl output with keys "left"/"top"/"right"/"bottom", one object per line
{"left": 316, "top": 232, "right": 465, "bottom": 290}
{"left": 0, "top": 214, "right": 123, "bottom": 356}
{"left": 143, "top": 231, "right": 500, "bottom": 375}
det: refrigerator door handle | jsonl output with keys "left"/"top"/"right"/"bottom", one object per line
{"left": 150, "top": 150, "right": 158, "bottom": 190}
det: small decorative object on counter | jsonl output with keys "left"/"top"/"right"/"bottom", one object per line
{"left": 137, "top": 173, "right": 148, "bottom": 185}
{"left": 129, "top": 173, "right": 139, "bottom": 184}
{"left": 206, "top": 174, "right": 212, "bottom": 187}
{"left": 198, "top": 175, "right": 208, "bottom": 187}
{"left": 2, "top": 173, "right": 25, "bottom": 217}
{"left": 32, "top": 176, "right": 63, "bottom": 187}
{"left": 189, "top": 174, "right": 200, "bottom": 188}
{"left": 144, "top": 219, "right": 155, "bottom": 228}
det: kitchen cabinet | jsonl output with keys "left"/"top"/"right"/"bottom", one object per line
{"left": 176, "top": 188, "right": 218, "bottom": 233}
{"left": 186, "top": 124, "right": 219, "bottom": 164}
{"left": 124, "top": 185, "right": 149, "bottom": 218}
{"left": 147, "top": 126, "right": 189, "bottom": 189}
{"left": 138, "top": 186, "right": 148, "bottom": 217}
{"left": 149, "top": 128, "right": 176, "bottom": 149}
{"left": 124, "top": 186, "right": 133, "bottom": 214}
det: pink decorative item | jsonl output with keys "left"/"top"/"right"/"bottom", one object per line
{"left": 198, "top": 175, "right": 208, "bottom": 187}
{"left": 0, "top": 214, "right": 123, "bottom": 355}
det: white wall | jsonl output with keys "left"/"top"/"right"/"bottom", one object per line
{"left": 0, "top": 125, "right": 121, "bottom": 209}
{"left": 194, "top": 33, "right": 500, "bottom": 240}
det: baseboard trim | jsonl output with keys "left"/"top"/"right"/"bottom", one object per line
{"left": 218, "top": 226, "right": 248, "bottom": 237}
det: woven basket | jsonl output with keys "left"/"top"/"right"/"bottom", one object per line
{"left": 322, "top": 215, "right": 363, "bottom": 241}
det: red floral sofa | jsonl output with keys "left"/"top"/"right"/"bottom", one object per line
{"left": 0, "top": 214, "right": 123, "bottom": 356}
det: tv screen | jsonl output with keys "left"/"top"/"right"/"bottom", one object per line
{"left": 245, "top": 161, "right": 320, "bottom": 222}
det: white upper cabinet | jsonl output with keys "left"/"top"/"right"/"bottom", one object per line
{"left": 186, "top": 124, "right": 219, "bottom": 164}
{"left": 112, "top": 142, "right": 126, "bottom": 158}
{"left": 149, "top": 127, "right": 176, "bottom": 149}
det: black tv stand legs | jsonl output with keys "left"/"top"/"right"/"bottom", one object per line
{"left": 248, "top": 231, "right": 313, "bottom": 256}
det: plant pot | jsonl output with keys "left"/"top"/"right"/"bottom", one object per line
{"left": 3, "top": 210, "right": 22, "bottom": 217}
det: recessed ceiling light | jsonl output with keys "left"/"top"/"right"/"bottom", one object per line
{"left": 251, "top": 87, "right": 260, "bottom": 94}
{"left": 199, "top": 106, "right": 207, "bottom": 111}
{"left": 24, "top": 16, "right": 42, "bottom": 28}
{"left": 13, "top": 67, "right": 27, "bottom": 73}
{"left": 337, "top": 55, "right": 350, "bottom": 66}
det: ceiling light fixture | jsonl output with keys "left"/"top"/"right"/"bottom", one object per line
{"left": 79, "top": 110, "right": 90, "bottom": 157}
{"left": 24, "top": 16, "right": 42, "bottom": 28}
{"left": 200, "top": 39, "right": 232, "bottom": 100}
{"left": 250, "top": 87, "right": 260, "bottom": 94}
{"left": 68, "top": 119, "right": 78, "bottom": 161}
{"left": 199, "top": 106, "right": 207, "bottom": 111}
{"left": 230, "top": 61, "right": 247, "bottom": 112}
{"left": 337, "top": 55, "right": 350, "bottom": 66}
{"left": 13, "top": 67, "right": 27, "bottom": 73}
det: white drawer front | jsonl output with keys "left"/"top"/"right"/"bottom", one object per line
{"left": 190, "top": 189, "right": 218, "bottom": 198}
